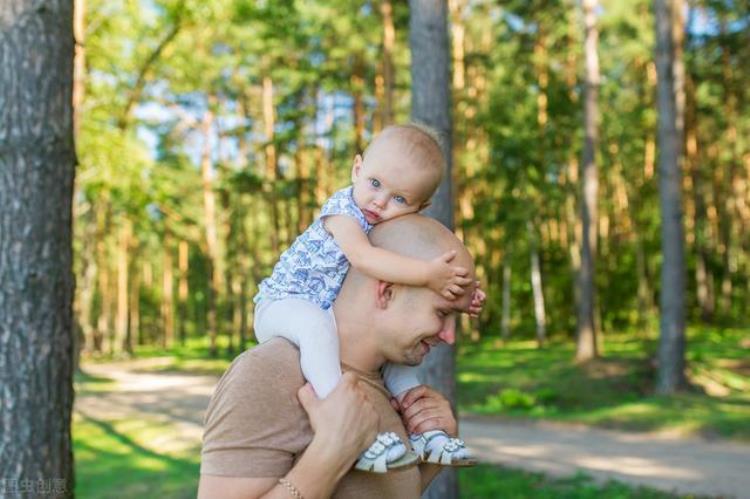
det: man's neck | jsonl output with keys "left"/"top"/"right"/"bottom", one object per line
{"left": 334, "top": 303, "right": 384, "bottom": 375}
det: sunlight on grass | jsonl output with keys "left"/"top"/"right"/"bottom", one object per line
{"left": 74, "top": 413, "right": 200, "bottom": 498}
{"left": 457, "top": 326, "right": 750, "bottom": 440}
{"left": 459, "top": 465, "right": 687, "bottom": 498}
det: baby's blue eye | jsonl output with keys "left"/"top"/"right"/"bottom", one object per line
{"left": 394, "top": 195, "right": 407, "bottom": 204}
{"left": 370, "top": 178, "right": 381, "bottom": 188}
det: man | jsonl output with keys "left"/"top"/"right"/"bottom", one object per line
{"left": 198, "top": 214, "right": 476, "bottom": 498}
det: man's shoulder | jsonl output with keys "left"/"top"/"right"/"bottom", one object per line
{"left": 228, "top": 338, "right": 303, "bottom": 384}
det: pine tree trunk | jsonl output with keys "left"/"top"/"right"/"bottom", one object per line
{"left": 654, "top": 0, "right": 687, "bottom": 393}
{"left": 162, "top": 236, "right": 175, "bottom": 349}
{"left": 0, "top": 0, "right": 76, "bottom": 493}
{"left": 178, "top": 239, "right": 189, "bottom": 345}
{"left": 408, "top": 1, "right": 457, "bottom": 496}
{"left": 114, "top": 218, "right": 131, "bottom": 354}
{"left": 528, "top": 223, "right": 547, "bottom": 347}
{"left": 576, "top": 0, "right": 600, "bottom": 362}
{"left": 501, "top": 258, "right": 512, "bottom": 340}
{"left": 201, "top": 108, "right": 220, "bottom": 356}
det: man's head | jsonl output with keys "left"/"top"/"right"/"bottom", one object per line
{"left": 350, "top": 124, "right": 445, "bottom": 225}
{"left": 336, "top": 214, "right": 475, "bottom": 367}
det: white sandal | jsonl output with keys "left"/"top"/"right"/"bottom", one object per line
{"left": 354, "top": 432, "right": 418, "bottom": 473}
{"left": 409, "top": 430, "right": 477, "bottom": 467}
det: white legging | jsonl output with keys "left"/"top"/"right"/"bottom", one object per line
{"left": 254, "top": 297, "right": 420, "bottom": 399}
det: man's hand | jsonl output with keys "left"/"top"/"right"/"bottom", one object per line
{"left": 298, "top": 372, "right": 379, "bottom": 470}
{"left": 466, "top": 283, "right": 486, "bottom": 318}
{"left": 393, "top": 385, "right": 457, "bottom": 437}
{"left": 427, "top": 250, "right": 473, "bottom": 300}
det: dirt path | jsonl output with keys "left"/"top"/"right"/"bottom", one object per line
{"left": 75, "top": 361, "right": 750, "bottom": 498}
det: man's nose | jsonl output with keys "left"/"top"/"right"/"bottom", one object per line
{"left": 438, "top": 316, "right": 456, "bottom": 345}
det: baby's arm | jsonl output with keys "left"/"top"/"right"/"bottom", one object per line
{"left": 325, "top": 215, "right": 472, "bottom": 299}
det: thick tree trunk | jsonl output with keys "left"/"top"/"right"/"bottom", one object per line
{"left": 654, "top": 0, "right": 687, "bottom": 393}
{"left": 576, "top": 0, "right": 600, "bottom": 362}
{"left": 408, "top": 1, "right": 457, "bottom": 497}
{"left": 0, "top": 0, "right": 76, "bottom": 494}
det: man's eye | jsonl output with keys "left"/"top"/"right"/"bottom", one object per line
{"left": 394, "top": 195, "right": 407, "bottom": 204}
{"left": 370, "top": 178, "right": 381, "bottom": 188}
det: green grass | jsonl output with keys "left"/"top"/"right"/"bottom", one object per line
{"left": 73, "top": 414, "right": 200, "bottom": 498}
{"left": 458, "top": 465, "right": 700, "bottom": 498}
{"left": 73, "top": 410, "right": 687, "bottom": 499}
{"left": 457, "top": 326, "right": 750, "bottom": 440}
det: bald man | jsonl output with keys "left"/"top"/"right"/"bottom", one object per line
{"left": 198, "top": 215, "right": 476, "bottom": 499}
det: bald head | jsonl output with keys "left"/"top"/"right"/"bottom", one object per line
{"left": 342, "top": 214, "right": 475, "bottom": 293}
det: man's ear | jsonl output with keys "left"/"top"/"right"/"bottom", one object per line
{"left": 375, "top": 281, "right": 394, "bottom": 309}
{"left": 351, "top": 154, "right": 363, "bottom": 183}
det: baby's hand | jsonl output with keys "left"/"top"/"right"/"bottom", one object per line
{"left": 466, "top": 283, "right": 486, "bottom": 318}
{"left": 427, "top": 250, "right": 473, "bottom": 300}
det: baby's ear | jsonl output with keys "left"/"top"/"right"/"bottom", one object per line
{"left": 351, "top": 154, "right": 363, "bottom": 182}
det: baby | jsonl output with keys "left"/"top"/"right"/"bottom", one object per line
{"left": 253, "top": 124, "right": 483, "bottom": 473}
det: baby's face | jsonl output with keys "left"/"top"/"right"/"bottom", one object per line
{"left": 351, "top": 144, "right": 437, "bottom": 225}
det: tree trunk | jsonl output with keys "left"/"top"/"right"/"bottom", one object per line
{"left": 528, "top": 223, "right": 547, "bottom": 347}
{"left": 114, "top": 218, "right": 131, "bottom": 354}
{"left": 576, "top": 0, "right": 600, "bottom": 362}
{"left": 0, "top": 0, "right": 76, "bottom": 493}
{"left": 654, "top": 0, "right": 687, "bottom": 393}
{"left": 379, "top": 0, "right": 395, "bottom": 129}
{"left": 162, "top": 236, "right": 175, "bottom": 349}
{"left": 178, "top": 239, "right": 189, "bottom": 345}
{"left": 408, "top": 1, "right": 457, "bottom": 496}
{"left": 201, "top": 107, "right": 221, "bottom": 356}
{"left": 501, "top": 258, "right": 512, "bottom": 340}
{"left": 262, "top": 75, "right": 281, "bottom": 256}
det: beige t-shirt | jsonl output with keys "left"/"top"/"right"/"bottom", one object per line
{"left": 200, "top": 339, "right": 421, "bottom": 498}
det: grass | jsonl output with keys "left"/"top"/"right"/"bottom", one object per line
{"left": 74, "top": 326, "right": 745, "bottom": 498}
{"left": 458, "top": 466, "right": 700, "bottom": 499}
{"left": 73, "top": 413, "right": 200, "bottom": 498}
{"left": 73, "top": 409, "right": 686, "bottom": 498}
{"left": 456, "top": 326, "right": 750, "bottom": 440}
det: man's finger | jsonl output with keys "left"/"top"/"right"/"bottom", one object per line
{"left": 297, "top": 383, "right": 318, "bottom": 414}
{"left": 400, "top": 385, "right": 428, "bottom": 408}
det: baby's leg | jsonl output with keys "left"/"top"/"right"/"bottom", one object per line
{"left": 382, "top": 362, "right": 421, "bottom": 402}
{"left": 382, "top": 362, "right": 474, "bottom": 466}
{"left": 254, "top": 298, "right": 341, "bottom": 399}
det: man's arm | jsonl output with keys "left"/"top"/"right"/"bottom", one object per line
{"left": 199, "top": 373, "right": 379, "bottom": 499}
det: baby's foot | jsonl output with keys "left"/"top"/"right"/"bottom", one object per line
{"left": 409, "top": 430, "right": 477, "bottom": 466}
{"left": 354, "top": 432, "right": 416, "bottom": 473}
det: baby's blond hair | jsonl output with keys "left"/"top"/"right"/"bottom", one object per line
{"left": 363, "top": 123, "right": 445, "bottom": 198}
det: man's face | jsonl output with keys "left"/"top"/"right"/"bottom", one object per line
{"left": 378, "top": 281, "right": 475, "bottom": 366}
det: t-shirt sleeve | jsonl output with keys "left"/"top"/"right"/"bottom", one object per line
{"left": 319, "top": 187, "right": 369, "bottom": 232}
{"left": 200, "top": 344, "right": 311, "bottom": 477}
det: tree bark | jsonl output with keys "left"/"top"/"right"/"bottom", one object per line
{"left": 201, "top": 107, "right": 221, "bottom": 356}
{"left": 528, "top": 222, "right": 547, "bottom": 347}
{"left": 0, "top": 0, "right": 76, "bottom": 493}
{"left": 654, "top": 0, "right": 687, "bottom": 393}
{"left": 408, "top": 1, "right": 457, "bottom": 496}
{"left": 576, "top": 0, "right": 600, "bottom": 362}
{"left": 114, "top": 218, "right": 131, "bottom": 354}
{"left": 501, "top": 258, "right": 512, "bottom": 340}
